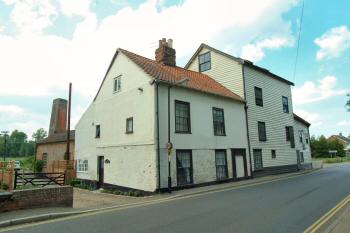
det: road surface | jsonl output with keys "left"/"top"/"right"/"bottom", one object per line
{"left": 3, "top": 164, "right": 350, "bottom": 233}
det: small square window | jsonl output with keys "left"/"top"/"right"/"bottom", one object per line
{"left": 126, "top": 117, "right": 133, "bottom": 133}
{"left": 114, "top": 76, "right": 122, "bottom": 92}
{"left": 254, "top": 87, "right": 263, "bottom": 107}
{"left": 198, "top": 52, "right": 211, "bottom": 72}
{"left": 271, "top": 150, "right": 276, "bottom": 159}
{"left": 95, "top": 125, "right": 100, "bottom": 138}
{"left": 77, "top": 159, "right": 88, "bottom": 172}
{"left": 282, "top": 96, "right": 289, "bottom": 113}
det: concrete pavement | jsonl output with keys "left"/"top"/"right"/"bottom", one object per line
{"left": 1, "top": 165, "right": 350, "bottom": 233}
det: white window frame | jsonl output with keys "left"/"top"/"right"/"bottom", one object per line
{"left": 113, "top": 75, "right": 122, "bottom": 93}
{"left": 77, "top": 159, "right": 88, "bottom": 173}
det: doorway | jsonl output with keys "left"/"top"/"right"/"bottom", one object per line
{"left": 97, "top": 156, "right": 104, "bottom": 188}
{"left": 231, "top": 149, "right": 248, "bottom": 179}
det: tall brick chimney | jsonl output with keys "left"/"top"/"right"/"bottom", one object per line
{"left": 49, "top": 98, "right": 67, "bottom": 135}
{"left": 155, "top": 38, "right": 176, "bottom": 66}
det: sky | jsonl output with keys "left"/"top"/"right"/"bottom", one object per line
{"left": 0, "top": 0, "right": 349, "bottom": 139}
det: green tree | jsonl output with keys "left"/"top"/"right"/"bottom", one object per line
{"left": 32, "top": 128, "right": 47, "bottom": 142}
{"left": 346, "top": 93, "right": 350, "bottom": 111}
{"left": 328, "top": 138, "right": 345, "bottom": 157}
{"left": 9, "top": 130, "right": 27, "bottom": 157}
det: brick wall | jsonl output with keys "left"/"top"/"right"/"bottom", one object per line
{"left": 0, "top": 186, "right": 73, "bottom": 212}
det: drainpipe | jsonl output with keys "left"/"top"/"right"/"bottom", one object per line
{"left": 167, "top": 85, "right": 172, "bottom": 193}
{"left": 242, "top": 63, "right": 253, "bottom": 178}
{"left": 155, "top": 81, "right": 161, "bottom": 193}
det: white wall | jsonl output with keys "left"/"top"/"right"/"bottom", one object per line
{"left": 294, "top": 120, "right": 312, "bottom": 164}
{"left": 187, "top": 47, "right": 245, "bottom": 98}
{"left": 157, "top": 85, "right": 249, "bottom": 188}
{"left": 244, "top": 66, "right": 297, "bottom": 169}
{"left": 75, "top": 52, "right": 158, "bottom": 192}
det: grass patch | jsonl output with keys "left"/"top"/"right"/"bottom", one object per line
{"left": 317, "top": 156, "right": 350, "bottom": 164}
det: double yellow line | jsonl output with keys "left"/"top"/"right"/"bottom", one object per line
{"left": 304, "top": 194, "right": 350, "bottom": 233}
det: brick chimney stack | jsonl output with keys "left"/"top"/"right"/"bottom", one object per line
{"left": 155, "top": 38, "right": 176, "bottom": 66}
{"left": 49, "top": 98, "right": 67, "bottom": 135}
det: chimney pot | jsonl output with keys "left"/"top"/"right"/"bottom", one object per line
{"left": 155, "top": 38, "right": 176, "bottom": 66}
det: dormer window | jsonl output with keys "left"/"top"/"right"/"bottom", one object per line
{"left": 114, "top": 75, "right": 122, "bottom": 92}
{"left": 199, "top": 52, "right": 211, "bottom": 72}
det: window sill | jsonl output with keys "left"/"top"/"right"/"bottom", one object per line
{"left": 77, "top": 171, "right": 88, "bottom": 173}
{"left": 175, "top": 131, "right": 192, "bottom": 134}
{"left": 125, "top": 131, "right": 133, "bottom": 134}
{"left": 113, "top": 90, "right": 121, "bottom": 94}
{"left": 214, "top": 134, "right": 226, "bottom": 136}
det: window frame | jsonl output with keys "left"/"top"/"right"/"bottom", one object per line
{"left": 215, "top": 150, "right": 228, "bottom": 181}
{"left": 253, "top": 149, "right": 263, "bottom": 171}
{"left": 258, "top": 121, "right": 267, "bottom": 141}
{"left": 271, "top": 150, "right": 276, "bottom": 159}
{"left": 176, "top": 150, "right": 193, "bottom": 186}
{"left": 42, "top": 153, "right": 48, "bottom": 167}
{"left": 285, "top": 126, "right": 295, "bottom": 148}
{"left": 113, "top": 75, "right": 122, "bottom": 93}
{"left": 285, "top": 126, "right": 290, "bottom": 141}
{"left": 77, "top": 159, "right": 88, "bottom": 173}
{"left": 212, "top": 107, "right": 226, "bottom": 136}
{"left": 198, "top": 51, "right": 211, "bottom": 72}
{"left": 175, "top": 100, "right": 191, "bottom": 134}
{"left": 282, "top": 96, "right": 289, "bottom": 113}
{"left": 95, "top": 125, "right": 101, "bottom": 138}
{"left": 254, "top": 87, "right": 263, "bottom": 107}
{"left": 126, "top": 117, "right": 133, "bottom": 134}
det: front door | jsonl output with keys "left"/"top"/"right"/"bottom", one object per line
{"left": 97, "top": 156, "right": 104, "bottom": 188}
{"left": 232, "top": 149, "right": 248, "bottom": 179}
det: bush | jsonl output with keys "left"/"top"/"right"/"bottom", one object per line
{"left": 0, "top": 182, "right": 9, "bottom": 190}
{"left": 70, "top": 179, "right": 81, "bottom": 187}
{"left": 34, "top": 160, "right": 44, "bottom": 172}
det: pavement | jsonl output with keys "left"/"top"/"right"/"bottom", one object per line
{"left": 0, "top": 168, "right": 317, "bottom": 228}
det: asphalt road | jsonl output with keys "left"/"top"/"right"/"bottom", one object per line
{"left": 3, "top": 164, "right": 350, "bottom": 233}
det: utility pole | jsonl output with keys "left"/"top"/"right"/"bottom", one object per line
{"left": 65, "top": 83, "right": 72, "bottom": 161}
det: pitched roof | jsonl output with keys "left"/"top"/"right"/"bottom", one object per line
{"left": 185, "top": 43, "right": 294, "bottom": 86}
{"left": 293, "top": 113, "right": 311, "bottom": 127}
{"left": 37, "top": 130, "right": 75, "bottom": 145}
{"left": 113, "top": 49, "right": 244, "bottom": 102}
{"left": 330, "top": 135, "right": 350, "bottom": 144}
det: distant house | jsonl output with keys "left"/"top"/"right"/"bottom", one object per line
{"left": 36, "top": 98, "right": 75, "bottom": 172}
{"left": 329, "top": 133, "right": 350, "bottom": 155}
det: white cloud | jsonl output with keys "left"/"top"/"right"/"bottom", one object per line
{"left": 315, "top": 25, "right": 350, "bottom": 61}
{"left": 294, "top": 109, "right": 322, "bottom": 127}
{"left": 3, "top": 0, "right": 58, "bottom": 35}
{"left": 59, "top": 0, "right": 92, "bottom": 17}
{"left": 0, "top": 105, "right": 24, "bottom": 115}
{"left": 292, "top": 75, "right": 347, "bottom": 105}
{"left": 0, "top": 0, "right": 299, "bottom": 133}
{"left": 0, "top": 105, "right": 48, "bottom": 136}
{"left": 241, "top": 37, "right": 293, "bottom": 62}
{"left": 0, "top": 0, "right": 298, "bottom": 98}
{"left": 337, "top": 120, "right": 350, "bottom": 126}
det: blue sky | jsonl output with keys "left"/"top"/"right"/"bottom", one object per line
{"left": 0, "top": 0, "right": 349, "bottom": 138}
